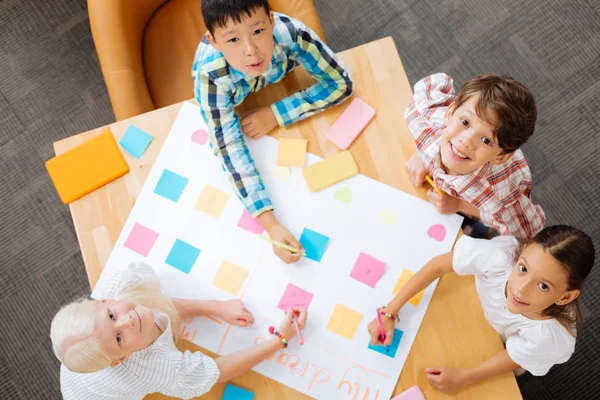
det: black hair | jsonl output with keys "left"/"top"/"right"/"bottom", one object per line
{"left": 202, "top": 0, "right": 271, "bottom": 34}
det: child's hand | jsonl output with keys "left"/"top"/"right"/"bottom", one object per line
{"left": 367, "top": 315, "right": 396, "bottom": 346}
{"left": 426, "top": 367, "right": 467, "bottom": 394}
{"left": 217, "top": 299, "right": 254, "bottom": 327}
{"left": 278, "top": 307, "right": 307, "bottom": 340}
{"left": 405, "top": 153, "right": 427, "bottom": 187}
{"left": 241, "top": 107, "right": 278, "bottom": 139}
{"left": 266, "top": 223, "right": 303, "bottom": 264}
{"left": 427, "top": 188, "right": 459, "bottom": 214}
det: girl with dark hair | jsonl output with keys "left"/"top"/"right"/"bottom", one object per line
{"left": 367, "top": 225, "right": 595, "bottom": 394}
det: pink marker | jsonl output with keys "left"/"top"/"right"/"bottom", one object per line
{"left": 376, "top": 309, "right": 386, "bottom": 344}
{"left": 293, "top": 314, "right": 304, "bottom": 345}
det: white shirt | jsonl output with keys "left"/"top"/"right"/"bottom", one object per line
{"left": 60, "top": 263, "right": 220, "bottom": 399}
{"left": 453, "top": 235, "right": 576, "bottom": 376}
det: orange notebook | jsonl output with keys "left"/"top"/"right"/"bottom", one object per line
{"left": 46, "top": 129, "right": 129, "bottom": 204}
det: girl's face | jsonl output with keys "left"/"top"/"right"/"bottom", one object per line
{"left": 506, "top": 244, "right": 579, "bottom": 318}
{"left": 94, "top": 299, "right": 156, "bottom": 364}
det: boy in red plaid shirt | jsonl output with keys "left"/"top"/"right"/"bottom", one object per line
{"left": 404, "top": 73, "right": 545, "bottom": 240}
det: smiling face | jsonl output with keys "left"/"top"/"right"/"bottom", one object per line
{"left": 207, "top": 7, "right": 274, "bottom": 77}
{"left": 505, "top": 244, "right": 579, "bottom": 319}
{"left": 440, "top": 94, "right": 512, "bottom": 175}
{"left": 94, "top": 299, "right": 156, "bottom": 363}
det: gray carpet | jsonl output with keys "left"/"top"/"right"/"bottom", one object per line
{"left": 0, "top": 0, "right": 598, "bottom": 398}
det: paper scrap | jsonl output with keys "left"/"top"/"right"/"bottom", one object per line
{"left": 277, "top": 138, "right": 307, "bottom": 167}
{"left": 326, "top": 303, "right": 363, "bottom": 340}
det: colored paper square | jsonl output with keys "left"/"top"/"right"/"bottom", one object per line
{"left": 213, "top": 261, "right": 248, "bottom": 296}
{"left": 326, "top": 304, "right": 363, "bottom": 340}
{"left": 165, "top": 239, "right": 200, "bottom": 274}
{"left": 277, "top": 283, "right": 314, "bottom": 311}
{"left": 277, "top": 138, "right": 307, "bottom": 167}
{"left": 154, "top": 169, "right": 188, "bottom": 203}
{"left": 119, "top": 125, "right": 152, "bottom": 159}
{"left": 237, "top": 209, "right": 264, "bottom": 234}
{"left": 195, "top": 185, "right": 230, "bottom": 218}
{"left": 368, "top": 328, "right": 404, "bottom": 358}
{"left": 349, "top": 253, "right": 385, "bottom": 288}
{"left": 222, "top": 384, "right": 254, "bottom": 400}
{"left": 299, "top": 228, "right": 330, "bottom": 262}
{"left": 393, "top": 269, "right": 424, "bottom": 306}
{"left": 123, "top": 223, "right": 159, "bottom": 257}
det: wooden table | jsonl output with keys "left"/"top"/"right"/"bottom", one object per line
{"left": 54, "top": 37, "right": 521, "bottom": 400}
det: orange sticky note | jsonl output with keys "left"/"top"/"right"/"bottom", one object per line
{"left": 326, "top": 304, "right": 363, "bottom": 340}
{"left": 195, "top": 185, "right": 229, "bottom": 218}
{"left": 393, "top": 269, "right": 424, "bottom": 306}
{"left": 302, "top": 150, "right": 359, "bottom": 192}
{"left": 277, "top": 138, "right": 307, "bottom": 167}
{"left": 212, "top": 261, "right": 248, "bottom": 296}
{"left": 46, "top": 130, "right": 129, "bottom": 204}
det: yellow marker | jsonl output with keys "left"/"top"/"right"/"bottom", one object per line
{"left": 425, "top": 175, "right": 443, "bottom": 197}
{"left": 259, "top": 235, "right": 304, "bottom": 255}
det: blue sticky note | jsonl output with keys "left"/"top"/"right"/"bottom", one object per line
{"left": 154, "top": 169, "right": 188, "bottom": 202}
{"left": 368, "top": 328, "right": 403, "bottom": 358}
{"left": 119, "top": 125, "right": 152, "bottom": 159}
{"left": 299, "top": 228, "right": 330, "bottom": 262}
{"left": 165, "top": 239, "right": 200, "bottom": 274}
{"left": 222, "top": 384, "right": 254, "bottom": 400}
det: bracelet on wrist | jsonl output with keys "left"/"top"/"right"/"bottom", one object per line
{"left": 268, "top": 326, "right": 288, "bottom": 349}
{"left": 378, "top": 307, "right": 400, "bottom": 322}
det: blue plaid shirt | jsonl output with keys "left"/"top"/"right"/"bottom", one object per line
{"left": 192, "top": 13, "right": 353, "bottom": 217}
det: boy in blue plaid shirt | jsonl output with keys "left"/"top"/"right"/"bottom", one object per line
{"left": 192, "top": 0, "right": 353, "bottom": 263}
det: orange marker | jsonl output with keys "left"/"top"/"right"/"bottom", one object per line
{"left": 425, "top": 175, "right": 443, "bottom": 197}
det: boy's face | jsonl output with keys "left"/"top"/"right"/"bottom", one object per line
{"left": 207, "top": 7, "right": 275, "bottom": 77}
{"left": 440, "top": 94, "right": 511, "bottom": 175}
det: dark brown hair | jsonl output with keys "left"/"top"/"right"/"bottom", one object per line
{"left": 454, "top": 74, "right": 537, "bottom": 154}
{"left": 514, "top": 225, "right": 595, "bottom": 337}
{"left": 202, "top": 0, "right": 270, "bottom": 34}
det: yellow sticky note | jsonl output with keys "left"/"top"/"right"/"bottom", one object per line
{"left": 196, "top": 185, "right": 229, "bottom": 218}
{"left": 277, "top": 138, "right": 307, "bottom": 167}
{"left": 212, "top": 261, "right": 248, "bottom": 295}
{"left": 302, "top": 151, "right": 359, "bottom": 192}
{"left": 326, "top": 304, "right": 363, "bottom": 340}
{"left": 393, "top": 269, "right": 424, "bottom": 306}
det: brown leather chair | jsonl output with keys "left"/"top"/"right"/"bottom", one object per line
{"left": 88, "top": 0, "right": 326, "bottom": 121}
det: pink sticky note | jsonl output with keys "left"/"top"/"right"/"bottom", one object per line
{"left": 277, "top": 283, "right": 314, "bottom": 311}
{"left": 427, "top": 224, "right": 446, "bottom": 242}
{"left": 191, "top": 128, "right": 208, "bottom": 145}
{"left": 391, "top": 386, "right": 426, "bottom": 400}
{"left": 350, "top": 253, "right": 385, "bottom": 288}
{"left": 237, "top": 209, "right": 264, "bottom": 235}
{"left": 326, "top": 98, "right": 376, "bottom": 150}
{"left": 123, "top": 223, "right": 159, "bottom": 257}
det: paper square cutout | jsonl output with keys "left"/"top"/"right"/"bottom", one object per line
{"left": 195, "top": 185, "right": 229, "bottom": 218}
{"left": 350, "top": 253, "right": 385, "bottom": 288}
{"left": 299, "top": 228, "right": 329, "bottom": 262}
{"left": 367, "top": 328, "right": 403, "bottom": 358}
{"left": 123, "top": 223, "right": 159, "bottom": 257}
{"left": 154, "top": 169, "right": 188, "bottom": 203}
{"left": 222, "top": 384, "right": 254, "bottom": 400}
{"left": 213, "top": 261, "right": 248, "bottom": 296}
{"left": 277, "top": 138, "right": 307, "bottom": 167}
{"left": 326, "top": 304, "right": 363, "bottom": 340}
{"left": 237, "top": 209, "right": 264, "bottom": 235}
{"left": 393, "top": 269, "right": 424, "bottom": 306}
{"left": 277, "top": 283, "right": 313, "bottom": 311}
{"left": 119, "top": 125, "right": 152, "bottom": 159}
{"left": 165, "top": 239, "right": 200, "bottom": 274}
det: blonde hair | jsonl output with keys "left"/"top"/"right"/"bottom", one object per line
{"left": 50, "top": 276, "right": 181, "bottom": 373}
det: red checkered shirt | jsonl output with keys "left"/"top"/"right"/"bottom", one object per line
{"left": 404, "top": 73, "right": 545, "bottom": 240}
